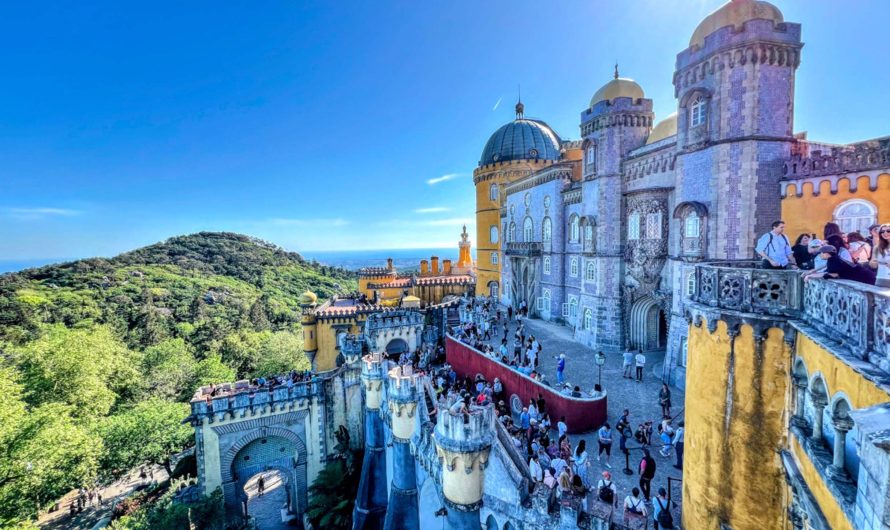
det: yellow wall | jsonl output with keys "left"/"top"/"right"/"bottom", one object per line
{"left": 315, "top": 318, "right": 364, "bottom": 372}
{"left": 683, "top": 320, "right": 791, "bottom": 530}
{"left": 781, "top": 173, "right": 890, "bottom": 239}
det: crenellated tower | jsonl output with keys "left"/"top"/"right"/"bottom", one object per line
{"left": 434, "top": 401, "right": 495, "bottom": 530}
{"left": 353, "top": 353, "right": 388, "bottom": 530}
{"left": 299, "top": 290, "right": 319, "bottom": 370}
{"left": 382, "top": 365, "right": 421, "bottom": 530}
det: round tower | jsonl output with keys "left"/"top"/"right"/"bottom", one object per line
{"left": 353, "top": 353, "right": 388, "bottom": 529}
{"left": 383, "top": 364, "right": 421, "bottom": 530}
{"left": 434, "top": 400, "right": 495, "bottom": 530}
{"left": 299, "top": 290, "right": 318, "bottom": 368}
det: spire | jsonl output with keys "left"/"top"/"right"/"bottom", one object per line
{"left": 515, "top": 84, "right": 524, "bottom": 119}
{"left": 614, "top": 62, "right": 619, "bottom": 79}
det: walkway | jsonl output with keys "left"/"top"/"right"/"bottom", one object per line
{"left": 475, "top": 314, "right": 685, "bottom": 524}
{"left": 245, "top": 472, "right": 293, "bottom": 530}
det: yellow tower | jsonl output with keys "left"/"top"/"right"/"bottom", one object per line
{"left": 474, "top": 101, "right": 562, "bottom": 300}
{"left": 454, "top": 224, "right": 473, "bottom": 274}
{"left": 299, "top": 290, "right": 318, "bottom": 368}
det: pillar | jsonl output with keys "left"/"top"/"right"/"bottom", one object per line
{"left": 353, "top": 353, "right": 388, "bottom": 530}
{"left": 809, "top": 391, "right": 827, "bottom": 443}
{"left": 383, "top": 365, "right": 420, "bottom": 530}
{"left": 434, "top": 400, "right": 495, "bottom": 530}
{"left": 827, "top": 415, "right": 854, "bottom": 482}
{"left": 790, "top": 376, "right": 808, "bottom": 429}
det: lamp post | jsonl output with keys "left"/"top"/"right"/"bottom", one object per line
{"left": 595, "top": 351, "right": 606, "bottom": 388}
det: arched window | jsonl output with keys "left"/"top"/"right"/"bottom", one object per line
{"left": 543, "top": 256, "right": 551, "bottom": 275}
{"left": 489, "top": 183, "right": 498, "bottom": 201}
{"left": 542, "top": 217, "right": 552, "bottom": 241}
{"left": 684, "top": 213, "right": 700, "bottom": 238}
{"left": 569, "top": 297, "right": 578, "bottom": 320}
{"left": 646, "top": 212, "right": 663, "bottom": 239}
{"left": 509, "top": 222, "right": 516, "bottom": 243}
{"left": 569, "top": 215, "right": 580, "bottom": 242}
{"left": 542, "top": 289, "right": 551, "bottom": 312}
{"left": 570, "top": 257, "right": 579, "bottom": 277}
{"left": 488, "top": 281, "right": 499, "bottom": 299}
{"left": 834, "top": 199, "right": 877, "bottom": 235}
{"left": 690, "top": 95, "right": 707, "bottom": 127}
{"left": 523, "top": 217, "right": 534, "bottom": 242}
{"left": 584, "top": 309, "right": 593, "bottom": 331}
{"left": 585, "top": 145, "right": 596, "bottom": 174}
{"left": 489, "top": 225, "right": 499, "bottom": 244}
{"left": 586, "top": 261, "right": 596, "bottom": 281}
{"left": 583, "top": 224, "right": 594, "bottom": 251}
{"left": 628, "top": 213, "right": 641, "bottom": 241}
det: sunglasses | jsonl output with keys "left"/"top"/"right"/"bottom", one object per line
{"left": 881, "top": 230, "right": 890, "bottom": 234}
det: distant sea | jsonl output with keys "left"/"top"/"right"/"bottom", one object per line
{"left": 0, "top": 249, "right": 476, "bottom": 275}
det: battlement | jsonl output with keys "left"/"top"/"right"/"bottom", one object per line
{"left": 678, "top": 17, "right": 801, "bottom": 67}
{"left": 387, "top": 364, "right": 420, "bottom": 403}
{"left": 361, "top": 352, "right": 386, "bottom": 380}
{"left": 188, "top": 380, "right": 321, "bottom": 422}
{"left": 782, "top": 137, "right": 890, "bottom": 180}
{"left": 364, "top": 309, "right": 423, "bottom": 331}
{"left": 434, "top": 402, "right": 495, "bottom": 454}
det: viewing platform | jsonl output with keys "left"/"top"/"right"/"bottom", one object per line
{"left": 188, "top": 379, "right": 322, "bottom": 423}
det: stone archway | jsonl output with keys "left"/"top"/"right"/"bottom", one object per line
{"left": 220, "top": 427, "right": 308, "bottom": 517}
{"left": 630, "top": 296, "right": 667, "bottom": 351}
{"left": 385, "top": 338, "right": 409, "bottom": 359}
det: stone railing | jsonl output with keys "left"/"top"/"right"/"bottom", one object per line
{"left": 692, "top": 261, "right": 890, "bottom": 374}
{"left": 504, "top": 241, "right": 542, "bottom": 257}
{"left": 693, "top": 261, "right": 803, "bottom": 317}
{"left": 189, "top": 381, "right": 321, "bottom": 421}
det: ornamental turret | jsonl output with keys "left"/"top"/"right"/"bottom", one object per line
{"left": 382, "top": 364, "right": 421, "bottom": 530}
{"left": 434, "top": 400, "right": 495, "bottom": 530}
{"left": 299, "top": 290, "right": 318, "bottom": 368}
{"left": 353, "top": 353, "right": 388, "bottom": 529}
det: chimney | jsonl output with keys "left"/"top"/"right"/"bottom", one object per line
{"left": 420, "top": 260, "right": 429, "bottom": 275}
{"left": 430, "top": 256, "right": 439, "bottom": 275}
{"left": 443, "top": 259, "right": 452, "bottom": 275}
{"left": 387, "top": 258, "right": 394, "bottom": 270}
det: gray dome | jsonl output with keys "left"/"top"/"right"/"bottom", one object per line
{"left": 479, "top": 118, "right": 561, "bottom": 166}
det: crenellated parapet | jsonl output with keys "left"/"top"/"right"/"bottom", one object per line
{"left": 361, "top": 353, "right": 386, "bottom": 411}
{"left": 386, "top": 364, "right": 420, "bottom": 441}
{"left": 188, "top": 380, "right": 321, "bottom": 425}
{"left": 435, "top": 402, "right": 495, "bottom": 511}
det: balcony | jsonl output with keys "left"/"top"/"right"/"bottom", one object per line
{"left": 691, "top": 261, "right": 890, "bottom": 373}
{"left": 504, "top": 241, "right": 542, "bottom": 257}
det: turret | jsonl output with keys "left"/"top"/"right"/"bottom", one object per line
{"left": 353, "top": 353, "right": 388, "bottom": 529}
{"left": 299, "top": 291, "right": 318, "bottom": 368}
{"left": 382, "top": 365, "right": 421, "bottom": 530}
{"left": 430, "top": 256, "right": 440, "bottom": 275}
{"left": 443, "top": 259, "right": 452, "bottom": 275}
{"left": 434, "top": 400, "right": 495, "bottom": 530}
{"left": 420, "top": 260, "right": 429, "bottom": 275}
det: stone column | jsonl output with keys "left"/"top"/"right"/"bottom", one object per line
{"left": 790, "top": 376, "right": 808, "bottom": 429}
{"left": 383, "top": 365, "right": 420, "bottom": 530}
{"left": 808, "top": 391, "right": 827, "bottom": 443}
{"left": 434, "top": 400, "right": 495, "bottom": 530}
{"left": 353, "top": 353, "right": 388, "bottom": 530}
{"left": 827, "top": 415, "right": 854, "bottom": 482}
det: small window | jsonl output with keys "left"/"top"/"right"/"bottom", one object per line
{"left": 509, "top": 222, "right": 516, "bottom": 243}
{"left": 570, "top": 216, "right": 580, "bottom": 242}
{"left": 586, "top": 261, "right": 595, "bottom": 281}
{"left": 490, "top": 225, "right": 499, "bottom": 244}
{"left": 569, "top": 298, "right": 578, "bottom": 320}
{"left": 489, "top": 183, "right": 498, "bottom": 201}
{"left": 684, "top": 214, "right": 700, "bottom": 238}
{"left": 543, "top": 256, "right": 551, "bottom": 275}
{"left": 646, "top": 212, "right": 662, "bottom": 239}
{"left": 543, "top": 217, "right": 552, "bottom": 242}
{"left": 686, "top": 272, "right": 696, "bottom": 297}
{"left": 586, "top": 145, "right": 596, "bottom": 174}
{"left": 584, "top": 309, "right": 593, "bottom": 331}
{"left": 628, "top": 213, "right": 640, "bottom": 241}
{"left": 680, "top": 338, "right": 688, "bottom": 367}
{"left": 542, "top": 290, "right": 551, "bottom": 312}
{"left": 690, "top": 95, "right": 707, "bottom": 128}
{"left": 489, "top": 283, "right": 498, "bottom": 298}
{"left": 491, "top": 253, "right": 498, "bottom": 265}
{"left": 523, "top": 217, "right": 534, "bottom": 242}
{"left": 570, "top": 257, "right": 579, "bottom": 277}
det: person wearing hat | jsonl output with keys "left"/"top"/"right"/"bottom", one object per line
{"left": 653, "top": 487, "right": 676, "bottom": 529}
{"left": 596, "top": 470, "right": 617, "bottom": 506}
{"left": 806, "top": 245, "right": 876, "bottom": 285}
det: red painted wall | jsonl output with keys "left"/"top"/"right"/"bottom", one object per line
{"left": 446, "top": 336, "right": 606, "bottom": 433}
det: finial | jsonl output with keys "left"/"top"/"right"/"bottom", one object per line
{"left": 614, "top": 62, "right": 619, "bottom": 80}
{"left": 515, "top": 84, "right": 524, "bottom": 119}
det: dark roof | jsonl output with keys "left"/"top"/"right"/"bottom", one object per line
{"left": 479, "top": 119, "right": 562, "bottom": 166}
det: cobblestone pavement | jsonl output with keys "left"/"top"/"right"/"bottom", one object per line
{"left": 474, "top": 315, "right": 685, "bottom": 525}
{"left": 245, "top": 472, "right": 292, "bottom": 530}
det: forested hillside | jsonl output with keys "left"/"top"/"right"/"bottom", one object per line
{"left": 0, "top": 232, "right": 356, "bottom": 525}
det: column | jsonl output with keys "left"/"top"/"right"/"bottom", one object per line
{"left": 383, "top": 365, "right": 420, "bottom": 530}
{"left": 827, "top": 415, "right": 854, "bottom": 482}
{"left": 790, "top": 376, "right": 808, "bottom": 429}
{"left": 353, "top": 353, "right": 388, "bottom": 530}
{"left": 808, "top": 391, "right": 827, "bottom": 443}
{"left": 435, "top": 400, "right": 495, "bottom": 530}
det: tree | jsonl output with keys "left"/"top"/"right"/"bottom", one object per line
{"left": 251, "top": 330, "right": 308, "bottom": 378}
{"left": 141, "top": 338, "right": 198, "bottom": 401}
{"left": 12, "top": 325, "right": 140, "bottom": 417}
{"left": 248, "top": 296, "right": 270, "bottom": 331}
{"left": 111, "top": 487, "right": 225, "bottom": 530}
{"left": 97, "top": 399, "right": 193, "bottom": 478}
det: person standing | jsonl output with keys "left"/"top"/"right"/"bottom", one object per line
{"left": 755, "top": 220, "right": 796, "bottom": 269}
{"left": 558, "top": 416, "right": 568, "bottom": 439}
{"left": 520, "top": 407, "right": 531, "bottom": 430}
{"left": 673, "top": 421, "right": 685, "bottom": 470}
{"left": 638, "top": 448, "right": 656, "bottom": 501}
{"left": 869, "top": 224, "right": 890, "bottom": 287}
{"left": 597, "top": 422, "right": 613, "bottom": 469}
{"left": 624, "top": 487, "right": 648, "bottom": 518}
{"left": 597, "top": 471, "right": 618, "bottom": 507}
{"left": 653, "top": 487, "right": 676, "bottom": 529}
{"left": 622, "top": 348, "right": 634, "bottom": 378}
{"left": 557, "top": 353, "right": 566, "bottom": 385}
{"left": 507, "top": 305, "right": 513, "bottom": 321}
{"left": 635, "top": 349, "right": 646, "bottom": 382}
{"left": 529, "top": 454, "right": 543, "bottom": 483}
{"left": 574, "top": 439, "right": 590, "bottom": 487}
{"left": 257, "top": 475, "right": 266, "bottom": 497}
{"left": 659, "top": 383, "right": 672, "bottom": 417}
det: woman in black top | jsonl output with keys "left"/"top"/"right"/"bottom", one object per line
{"left": 806, "top": 245, "right": 876, "bottom": 285}
{"left": 792, "top": 233, "right": 814, "bottom": 270}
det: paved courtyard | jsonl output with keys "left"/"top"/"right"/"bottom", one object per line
{"left": 474, "top": 314, "right": 685, "bottom": 525}
{"left": 245, "top": 471, "right": 292, "bottom": 530}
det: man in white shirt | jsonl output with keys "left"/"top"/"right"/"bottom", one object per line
{"left": 558, "top": 417, "right": 568, "bottom": 439}
{"left": 528, "top": 454, "right": 543, "bottom": 482}
{"left": 755, "top": 220, "right": 796, "bottom": 270}
{"left": 635, "top": 350, "right": 646, "bottom": 382}
{"left": 624, "top": 487, "right": 648, "bottom": 517}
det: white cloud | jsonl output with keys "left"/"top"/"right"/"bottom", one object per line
{"left": 266, "top": 218, "right": 350, "bottom": 227}
{"left": 426, "top": 173, "right": 462, "bottom": 185}
{"left": 5, "top": 207, "right": 83, "bottom": 221}
{"left": 492, "top": 97, "right": 502, "bottom": 111}
{"left": 413, "top": 207, "right": 451, "bottom": 214}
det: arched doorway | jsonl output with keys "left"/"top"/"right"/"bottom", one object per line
{"left": 385, "top": 338, "right": 409, "bottom": 360}
{"left": 630, "top": 296, "right": 667, "bottom": 351}
{"left": 243, "top": 469, "right": 293, "bottom": 529}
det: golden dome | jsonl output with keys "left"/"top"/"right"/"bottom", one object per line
{"left": 590, "top": 77, "right": 645, "bottom": 108}
{"left": 299, "top": 290, "right": 318, "bottom": 306}
{"left": 402, "top": 295, "right": 420, "bottom": 302}
{"left": 646, "top": 112, "right": 678, "bottom": 144}
{"left": 689, "top": 0, "right": 783, "bottom": 49}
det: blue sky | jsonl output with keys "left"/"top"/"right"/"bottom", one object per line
{"left": 2, "top": 0, "right": 889, "bottom": 261}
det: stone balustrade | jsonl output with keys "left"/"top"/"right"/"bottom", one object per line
{"left": 504, "top": 241, "right": 543, "bottom": 257}
{"left": 693, "top": 260, "right": 803, "bottom": 317}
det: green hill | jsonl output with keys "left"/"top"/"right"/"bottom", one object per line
{"left": 0, "top": 232, "right": 356, "bottom": 524}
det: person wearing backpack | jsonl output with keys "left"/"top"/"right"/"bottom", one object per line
{"left": 755, "top": 220, "right": 797, "bottom": 270}
{"left": 623, "top": 487, "right": 648, "bottom": 518}
{"left": 653, "top": 487, "right": 675, "bottom": 529}
{"left": 639, "top": 448, "right": 657, "bottom": 501}
{"left": 596, "top": 471, "right": 617, "bottom": 507}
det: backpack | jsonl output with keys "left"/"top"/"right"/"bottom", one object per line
{"left": 598, "top": 481, "right": 614, "bottom": 504}
{"left": 657, "top": 498, "right": 674, "bottom": 528}
{"left": 628, "top": 498, "right": 643, "bottom": 515}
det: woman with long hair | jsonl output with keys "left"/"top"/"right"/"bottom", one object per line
{"left": 573, "top": 439, "right": 589, "bottom": 487}
{"left": 792, "top": 233, "right": 814, "bottom": 269}
{"left": 869, "top": 224, "right": 890, "bottom": 287}
{"left": 848, "top": 231, "right": 872, "bottom": 263}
